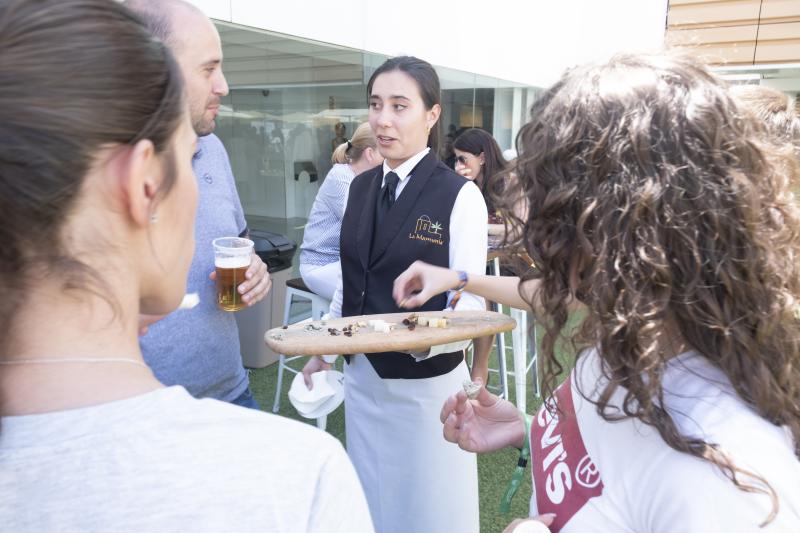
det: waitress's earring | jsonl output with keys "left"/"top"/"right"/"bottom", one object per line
{"left": 150, "top": 212, "right": 159, "bottom": 224}
{"left": 426, "top": 125, "right": 431, "bottom": 135}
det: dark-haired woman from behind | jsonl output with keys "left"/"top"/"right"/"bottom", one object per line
{"left": 0, "top": 1, "right": 372, "bottom": 531}
{"left": 395, "top": 52, "right": 800, "bottom": 532}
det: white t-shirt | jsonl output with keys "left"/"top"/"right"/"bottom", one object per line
{"left": 0, "top": 386, "right": 374, "bottom": 533}
{"left": 528, "top": 349, "right": 800, "bottom": 532}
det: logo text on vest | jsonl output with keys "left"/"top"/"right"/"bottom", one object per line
{"left": 409, "top": 215, "right": 444, "bottom": 245}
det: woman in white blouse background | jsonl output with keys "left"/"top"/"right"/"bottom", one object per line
{"left": 299, "top": 123, "right": 382, "bottom": 300}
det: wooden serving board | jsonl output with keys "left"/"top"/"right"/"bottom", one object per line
{"left": 264, "top": 310, "right": 516, "bottom": 356}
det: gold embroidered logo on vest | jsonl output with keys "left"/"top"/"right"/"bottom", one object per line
{"left": 409, "top": 215, "right": 444, "bottom": 245}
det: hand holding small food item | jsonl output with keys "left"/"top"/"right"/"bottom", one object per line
{"left": 440, "top": 378, "right": 526, "bottom": 454}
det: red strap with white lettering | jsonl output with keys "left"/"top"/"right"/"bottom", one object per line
{"left": 530, "top": 375, "right": 604, "bottom": 532}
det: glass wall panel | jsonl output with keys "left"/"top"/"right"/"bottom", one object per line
{"left": 473, "top": 74, "right": 500, "bottom": 136}
{"left": 213, "top": 20, "right": 540, "bottom": 269}
{"left": 215, "top": 22, "right": 367, "bottom": 245}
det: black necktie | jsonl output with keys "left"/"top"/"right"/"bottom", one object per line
{"left": 375, "top": 171, "right": 399, "bottom": 228}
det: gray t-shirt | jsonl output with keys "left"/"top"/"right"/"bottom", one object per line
{"left": 0, "top": 387, "right": 374, "bottom": 532}
{"left": 140, "top": 134, "right": 249, "bottom": 402}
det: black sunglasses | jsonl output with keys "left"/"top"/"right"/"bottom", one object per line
{"left": 455, "top": 155, "right": 469, "bottom": 165}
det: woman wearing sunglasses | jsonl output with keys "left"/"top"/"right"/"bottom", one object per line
{"left": 453, "top": 128, "right": 511, "bottom": 384}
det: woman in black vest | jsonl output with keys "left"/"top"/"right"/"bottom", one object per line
{"left": 303, "top": 56, "right": 487, "bottom": 533}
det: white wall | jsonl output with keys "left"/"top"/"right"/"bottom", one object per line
{"left": 186, "top": 0, "right": 668, "bottom": 87}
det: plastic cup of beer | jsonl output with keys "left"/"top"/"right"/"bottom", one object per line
{"left": 212, "top": 237, "right": 254, "bottom": 312}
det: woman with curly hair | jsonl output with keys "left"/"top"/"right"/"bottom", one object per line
{"left": 394, "top": 52, "right": 800, "bottom": 532}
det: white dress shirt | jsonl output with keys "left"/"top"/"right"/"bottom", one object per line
{"left": 326, "top": 147, "right": 487, "bottom": 361}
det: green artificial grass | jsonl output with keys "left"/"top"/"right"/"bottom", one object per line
{"left": 248, "top": 324, "right": 566, "bottom": 533}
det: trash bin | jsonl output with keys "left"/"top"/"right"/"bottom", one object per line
{"left": 251, "top": 229, "right": 296, "bottom": 272}
{"left": 235, "top": 230, "right": 297, "bottom": 368}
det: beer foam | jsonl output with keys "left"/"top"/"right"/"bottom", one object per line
{"left": 215, "top": 255, "right": 251, "bottom": 269}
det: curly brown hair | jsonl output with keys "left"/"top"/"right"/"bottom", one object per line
{"left": 494, "top": 52, "right": 800, "bottom": 523}
{"left": 730, "top": 84, "right": 800, "bottom": 150}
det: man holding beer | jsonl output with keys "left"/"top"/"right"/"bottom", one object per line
{"left": 129, "top": 0, "right": 272, "bottom": 408}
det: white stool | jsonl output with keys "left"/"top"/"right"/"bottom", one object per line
{"left": 486, "top": 255, "right": 540, "bottom": 411}
{"left": 272, "top": 277, "right": 332, "bottom": 430}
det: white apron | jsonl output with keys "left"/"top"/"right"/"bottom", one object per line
{"left": 344, "top": 354, "right": 480, "bottom": 533}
